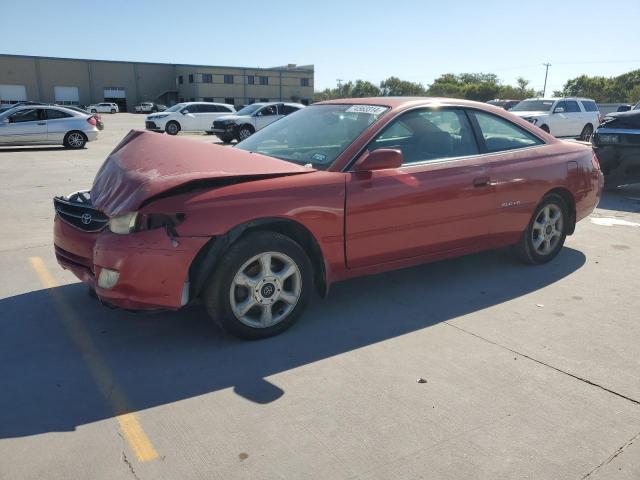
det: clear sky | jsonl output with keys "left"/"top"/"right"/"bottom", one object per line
{"left": 2, "top": 0, "right": 640, "bottom": 93}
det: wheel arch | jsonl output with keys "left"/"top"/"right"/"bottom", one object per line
{"left": 542, "top": 187, "right": 576, "bottom": 235}
{"left": 188, "top": 217, "right": 328, "bottom": 304}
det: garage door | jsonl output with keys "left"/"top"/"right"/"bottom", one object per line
{"left": 0, "top": 84, "right": 27, "bottom": 104}
{"left": 104, "top": 88, "right": 125, "bottom": 98}
{"left": 54, "top": 86, "right": 80, "bottom": 105}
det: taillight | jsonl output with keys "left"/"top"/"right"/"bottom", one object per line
{"left": 87, "top": 116, "right": 97, "bottom": 126}
{"left": 598, "top": 113, "right": 603, "bottom": 124}
{"left": 592, "top": 152, "right": 601, "bottom": 170}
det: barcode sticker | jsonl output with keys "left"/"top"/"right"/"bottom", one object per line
{"left": 345, "top": 105, "right": 387, "bottom": 115}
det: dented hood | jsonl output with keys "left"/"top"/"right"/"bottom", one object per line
{"left": 91, "top": 130, "right": 314, "bottom": 216}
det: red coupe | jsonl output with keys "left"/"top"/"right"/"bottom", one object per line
{"left": 53, "top": 97, "right": 603, "bottom": 338}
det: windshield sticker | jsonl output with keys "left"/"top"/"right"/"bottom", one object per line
{"left": 345, "top": 105, "right": 387, "bottom": 115}
{"left": 311, "top": 153, "right": 328, "bottom": 162}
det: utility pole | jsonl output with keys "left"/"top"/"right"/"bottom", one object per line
{"left": 542, "top": 63, "right": 551, "bottom": 97}
{"left": 336, "top": 78, "right": 344, "bottom": 90}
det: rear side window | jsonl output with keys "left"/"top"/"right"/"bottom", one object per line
{"left": 370, "top": 108, "right": 479, "bottom": 165}
{"left": 581, "top": 100, "right": 599, "bottom": 112}
{"left": 282, "top": 105, "right": 300, "bottom": 115}
{"left": 218, "top": 105, "right": 234, "bottom": 112}
{"left": 472, "top": 111, "right": 543, "bottom": 153}
{"left": 565, "top": 100, "right": 580, "bottom": 113}
{"left": 46, "top": 109, "right": 72, "bottom": 119}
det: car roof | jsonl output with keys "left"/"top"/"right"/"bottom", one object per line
{"left": 521, "top": 97, "right": 596, "bottom": 102}
{"left": 317, "top": 96, "right": 500, "bottom": 109}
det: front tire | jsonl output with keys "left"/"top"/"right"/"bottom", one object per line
{"left": 91, "top": 109, "right": 97, "bottom": 114}
{"left": 63, "top": 131, "right": 87, "bottom": 149}
{"left": 515, "top": 194, "right": 568, "bottom": 264}
{"left": 110, "top": 109, "right": 116, "bottom": 114}
{"left": 204, "top": 231, "right": 313, "bottom": 339}
{"left": 218, "top": 135, "right": 234, "bottom": 143}
{"left": 236, "top": 125, "right": 254, "bottom": 142}
{"left": 165, "top": 121, "right": 180, "bottom": 135}
{"left": 540, "top": 124, "right": 550, "bottom": 134}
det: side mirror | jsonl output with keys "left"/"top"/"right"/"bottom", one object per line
{"left": 553, "top": 107, "right": 565, "bottom": 113}
{"left": 353, "top": 148, "right": 403, "bottom": 172}
{"left": 182, "top": 109, "right": 190, "bottom": 115}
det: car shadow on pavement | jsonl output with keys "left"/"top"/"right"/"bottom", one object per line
{"left": 597, "top": 186, "right": 640, "bottom": 213}
{"left": 0, "top": 146, "right": 71, "bottom": 153}
{"left": 0, "top": 247, "right": 585, "bottom": 439}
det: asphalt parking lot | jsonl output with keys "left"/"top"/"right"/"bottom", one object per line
{"left": 1, "top": 113, "right": 640, "bottom": 479}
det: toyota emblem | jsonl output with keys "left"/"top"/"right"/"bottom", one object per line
{"left": 81, "top": 213, "right": 92, "bottom": 225}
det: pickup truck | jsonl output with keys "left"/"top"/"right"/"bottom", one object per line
{"left": 135, "top": 102, "right": 166, "bottom": 113}
{"left": 210, "top": 102, "right": 305, "bottom": 142}
{"left": 88, "top": 103, "right": 119, "bottom": 114}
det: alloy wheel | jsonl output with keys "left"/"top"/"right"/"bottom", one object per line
{"left": 67, "top": 132, "right": 84, "bottom": 148}
{"left": 229, "top": 251, "right": 302, "bottom": 328}
{"left": 531, "top": 204, "right": 563, "bottom": 255}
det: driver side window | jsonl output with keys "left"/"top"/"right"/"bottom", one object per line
{"left": 9, "top": 108, "right": 41, "bottom": 123}
{"left": 369, "top": 109, "right": 479, "bottom": 165}
{"left": 259, "top": 105, "right": 277, "bottom": 116}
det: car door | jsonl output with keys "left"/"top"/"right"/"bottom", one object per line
{"left": 550, "top": 101, "right": 570, "bottom": 137}
{"left": 45, "top": 108, "right": 74, "bottom": 142}
{"left": 563, "top": 100, "right": 582, "bottom": 136}
{"left": 180, "top": 104, "right": 199, "bottom": 131}
{"left": 345, "top": 107, "right": 494, "bottom": 269}
{"left": 468, "top": 109, "right": 549, "bottom": 247}
{"left": 0, "top": 108, "right": 47, "bottom": 143}
{"left": 255, "top": 104, "right": 279, "bottom": 130}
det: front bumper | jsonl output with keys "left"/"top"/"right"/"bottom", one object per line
{"left": 54, "top": 215, "right": 209, "bottom": 310}
{"left": 145, "top": 121, "right": 163, "bottom": 131}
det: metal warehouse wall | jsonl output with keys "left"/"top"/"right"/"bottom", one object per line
{"left": 0, "top": 54, "right": 314, "bottom": 110}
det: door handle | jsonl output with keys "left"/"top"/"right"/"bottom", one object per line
{"left": 37, "top": 122, "right": 46, "bottom": 125}
{"left": 473, "top": 177, "right": 491, "bottom": 187}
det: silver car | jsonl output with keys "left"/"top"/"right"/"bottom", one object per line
{"left": 0, "top": 105, "right": 99, "bottom": 148}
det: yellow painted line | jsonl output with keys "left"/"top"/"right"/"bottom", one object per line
{"left": 29, "top": 257, "right": 159, "bottom": 462}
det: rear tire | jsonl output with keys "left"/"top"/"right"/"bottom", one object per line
{"left": 579, "top": 124, "right": 594, "bottom": 141}
{"left": 110, "top": 109, "right": 116, "bottom": 114}
{"left": 63, "top": 131, "right": 87, "bottom": 149}
{"left": 203, "top": 231, "right": 313, "bottom": 340}
{"left": 515, "top": 194, "right": 568, "bottom": 265}
{"left": 165, "top": 121, "right": 180, "bottom": 135}
{"left": 219, "top": 135, "right": 234, "bottom": 143}
{"left": 91, "top": 109, "right": 97, "bottom": 113}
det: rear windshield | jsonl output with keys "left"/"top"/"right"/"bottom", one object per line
{"left": 511, "top": 100, "right": 554, "bottom": 112}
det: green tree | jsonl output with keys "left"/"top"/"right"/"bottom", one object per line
{"left": 380, "top": 76, "right": 426, "bottom": 96}
{"left": 351, "top": 80, "right": 380, "bottom": 97}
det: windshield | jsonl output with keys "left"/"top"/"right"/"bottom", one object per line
{"left": 236, "top": 104, "right": 263, "bottom": 116}
{"left": 236, "top": 104, "right": 389, "bottom": 170}
{"left": 511, "top": 100, "right": 554, "bottom": 112}
{"left": 165, "top": 103, "right": 186, "bottom": 112}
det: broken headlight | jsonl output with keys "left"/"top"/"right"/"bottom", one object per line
{"left": 108, "top": 212, "right": 138, "bottom": 234}
{"left": 109, "top": 212, "right": 185, "bottom": 235}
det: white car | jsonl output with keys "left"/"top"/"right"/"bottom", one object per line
{"left": 145, "top": 102, "right": 236, "bottom": 135}
{"left": 87, "top": 102, "right": 119, "bottom": 114}
{"left": 0, "top": 105, "right": 99, "bottom": 148}
{"left": 510, "top": 97, "right": 601, "bottom": 140}
{"left": 210, "top": 102, "right": 305, "bottom": 142}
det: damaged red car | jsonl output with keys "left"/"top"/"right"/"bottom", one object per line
{"left": 53, "top": 98, "right": 603, "bottom": 339}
